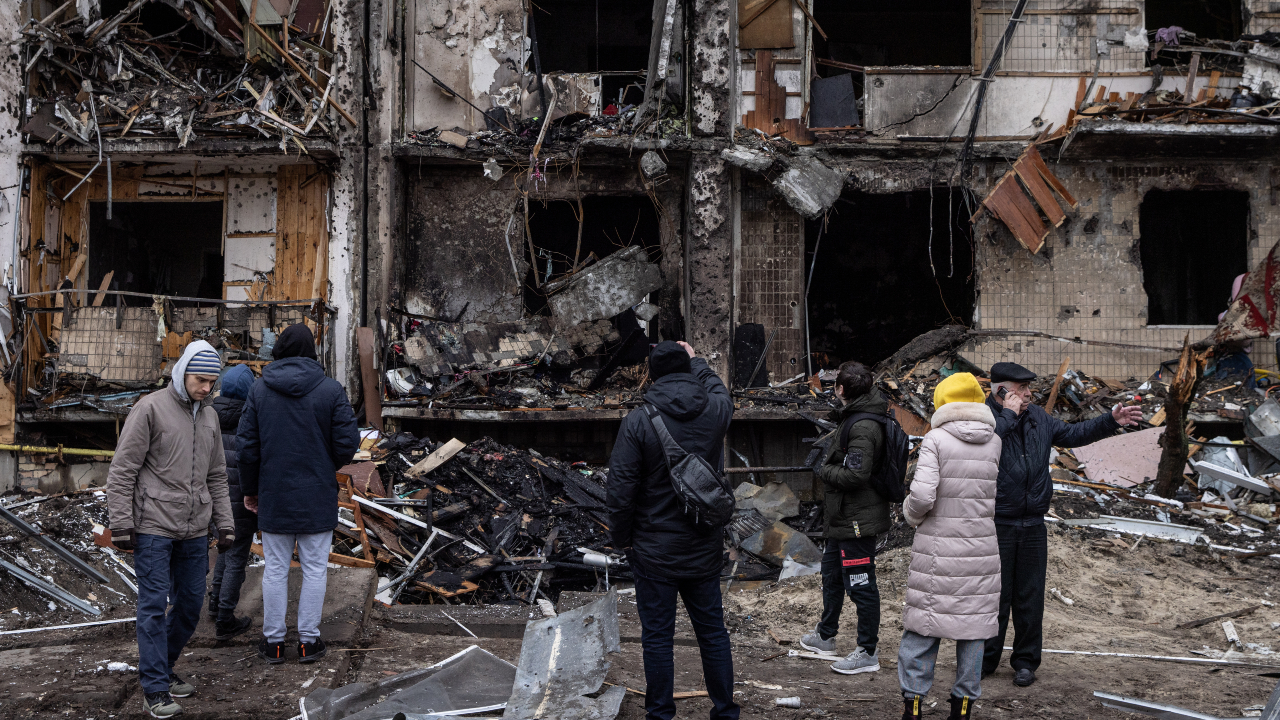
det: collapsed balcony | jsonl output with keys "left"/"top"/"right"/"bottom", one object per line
{"left": 20, "top": 0, "right": 352, "bottom": 151}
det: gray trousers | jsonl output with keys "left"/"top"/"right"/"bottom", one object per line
{"left": 898, "top": 629, "right": 985, "bottom": 700}
{"left": 261, "top": 531, "right": 331, "bottom": 643}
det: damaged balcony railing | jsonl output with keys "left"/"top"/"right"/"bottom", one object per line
{"left": 7, "top": 289, "right": 338, "bottom": 412}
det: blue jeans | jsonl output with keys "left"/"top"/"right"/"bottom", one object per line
{"left": 633, "top": 571, "right": 740, "bottom": 720}
{"left": 210, "top": 514, "right": 257, "bottom": 623}
{"left": 134, "top": 534, "right": 208, "bottom": 694}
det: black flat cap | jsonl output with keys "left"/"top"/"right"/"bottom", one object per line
{"left": 990, "top": 361, "right": 1037, "bottom": 384}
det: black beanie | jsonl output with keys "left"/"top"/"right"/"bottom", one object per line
{"left": 648, "top": 341, "right": 692, "bottom": 379}
{"left": 273, "top": 323, "right": 318, "bottom": 360}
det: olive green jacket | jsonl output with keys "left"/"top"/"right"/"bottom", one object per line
{"left": 818, "top": 388, "right": 892, "bottom": 540}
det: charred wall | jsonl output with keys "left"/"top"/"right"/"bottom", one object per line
{"left": 966, "top": 160, "right": 1279, "bottom": 378}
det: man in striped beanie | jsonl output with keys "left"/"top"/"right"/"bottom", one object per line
{"left": 107, "top": 339, "right": 234, "bottom": 718}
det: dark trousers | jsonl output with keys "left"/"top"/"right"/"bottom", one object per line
{"left": 210, "top": 514, "right": 257, "bottom": 624}
{"left": 633, "top": 572, "right": 740, "bottom": 720}
{"left": 134, "top": 534, "right": 208, "bottom": 694}
{"left": 983, "top": 523, "right": 1048, "bottom": 674}
{"left": 817, "top": 536, "right": 880, "bottom": 654}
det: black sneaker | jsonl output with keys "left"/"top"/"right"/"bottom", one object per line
{"left": 143, "top": 690, "right": 182, "bottom": 718}
{"left": 258, "top": 636, "right": 287, "bottom": 664}
{"left": 1014, "top": 667, "right": 1036, "bottom": 687}
{"left": 298, "top": 637, "right": 327, "bottom": 664}
{"left": 215, "top": 616, "right": 253, "bottom": 641}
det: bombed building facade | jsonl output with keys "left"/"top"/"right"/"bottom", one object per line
{"left": 2, "top": 0, "right": 1279, "bottom": 499}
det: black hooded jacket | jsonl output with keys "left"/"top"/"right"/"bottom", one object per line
{"left": 238, "top": 357, "right": 359, "bottom": 534}
{"left": 212, "top": 396, "right": 252, "bottom": 519}
{"left": 606, "top": 356, "right": 733, "bottom": 580}
{"left": 986, "top": 395, "right": 1120, "bottom": 525}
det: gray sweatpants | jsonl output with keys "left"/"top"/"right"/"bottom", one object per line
{"left": 261, "top": 531, "right": 331, "bottom": 643}
{"left": 898, "top": 629, "right": 985, "bottom": 700}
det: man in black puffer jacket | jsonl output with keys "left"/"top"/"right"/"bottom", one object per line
{"left": 239, "top": 324, "right": 359, "bottom": 664}
{"left": 606, "top": 340, "right": 738, "bottom": 720}
{"left": 981, "top": 362, "right": 1141, "bottom": 687}
{"left": 207, "top": 364, "right": 258, "bottom": 640}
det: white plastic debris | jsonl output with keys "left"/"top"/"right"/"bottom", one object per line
{"left": 1050, "top": 588, "right": 1075, "bottom": 607}
{"left": 106, "top": 662, "right": 136, "bottom": 672}
{"left": 537, "top": 599, "right": 557, "bottom": 618}
{"left": 776, "top": 697, "right": 802, "bottom": 708}
{"left": 1224, "top": 620, "right": 1242, "bottom": 646}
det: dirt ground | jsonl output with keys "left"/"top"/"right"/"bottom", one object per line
{"left": 3, "top": 520, "right": 1280, "bottom": 719}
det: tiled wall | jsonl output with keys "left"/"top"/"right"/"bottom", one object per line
{"left": 967, "top": 161, "right": 1278, "bottom": 381}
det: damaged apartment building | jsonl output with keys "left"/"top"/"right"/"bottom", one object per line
{"left": 3, "top": 0, "right": 1280, "bottom": 500}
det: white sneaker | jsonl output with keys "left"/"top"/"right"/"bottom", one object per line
{"left": 799, "top": 631, "right": 838, "bottom": 655}
{"left": 831, "top": 647, "right": 880, "bottom": 675}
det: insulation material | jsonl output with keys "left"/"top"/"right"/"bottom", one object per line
{"left": 1215, "top": 238, "right": 1280, "bottom": 342}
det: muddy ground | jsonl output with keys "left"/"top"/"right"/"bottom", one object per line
{"left": 3, "top": 520, "right": 1280, "bottom": 719}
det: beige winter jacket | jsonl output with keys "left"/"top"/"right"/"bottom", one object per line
{"left": 106, "top": 343, "right": 232, "bottom": 540}
{"left": 902, "top": 401, "right": 1002, "bottom": 641}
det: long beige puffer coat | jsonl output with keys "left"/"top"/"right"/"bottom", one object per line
{"left": 902, "top": 401, "right": 1002, "bottom": 640}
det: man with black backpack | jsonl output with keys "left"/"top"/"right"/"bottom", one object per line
{"left": 801, "top": 360, "right": 908, "bottom": 676}
{"left": 606, "top": 340, "right": 738, "bottom": 720}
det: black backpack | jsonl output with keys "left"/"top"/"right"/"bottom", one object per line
{"left": 838, "top": 411, "right": 910, "bottom": 503}
{"left": 643, "top": 405, "right": 736, "bottom": 529}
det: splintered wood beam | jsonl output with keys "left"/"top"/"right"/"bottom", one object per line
{"left": 247, "top": 22, "right": 357, "bottom": 126}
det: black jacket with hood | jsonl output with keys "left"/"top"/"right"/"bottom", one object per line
{"left": 986, "top": 395, "right": 1119, "bottom": 525}
{"left": 606, "top": 355, "right": 733, "bottom": 580}
{"left": 238, "top": 356, "right": 360, "bottom": 534}
{"left": 817, "top": 388, "right": 892, "bottom": 539}
{"left": 213, "top": 396, "right": 250, "bottom": 519}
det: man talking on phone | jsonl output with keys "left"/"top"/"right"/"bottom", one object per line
{"left": 982, "top": 362, "right": 1141, "bottom": 687}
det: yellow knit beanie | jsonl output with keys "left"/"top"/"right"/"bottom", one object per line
{"left": 933, "top": 372, "right": 986, "bottom": 410}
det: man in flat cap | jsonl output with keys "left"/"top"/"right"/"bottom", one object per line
{"left": 982, "top": 361, "right": 1141, "bottom": 687}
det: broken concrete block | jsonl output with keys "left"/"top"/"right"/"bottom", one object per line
{"left": 720, "top": 146, "right": 774, "bottom": 173}
{"left": 739, "top": 520, "right": 822, "bottom": 566}
{"left": 734, "top": 481, "right": 800, "bottom": 523}
{"left": 547, "top": 246, "right": 663, "bottom": 331}
{"left": 640, "top": 151, "right": 667, "bottom": 180}
{"left": 772, "top": 155, "right": 845, "bottom": 219}
{"left": 438, "top": 130, "right": 469, "bottom": 148}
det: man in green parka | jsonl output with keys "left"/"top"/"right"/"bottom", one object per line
{"left": 800, "top": 360, "right": 891, "bottom": 675}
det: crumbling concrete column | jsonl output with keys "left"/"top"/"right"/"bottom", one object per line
{"left": 685, "top": 154, "right": 734, "bottom": 381}
{"left": 691, "top": 0, "right": 734, "bottom": 138}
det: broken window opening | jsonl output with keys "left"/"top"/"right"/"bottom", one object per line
{"left": 522, "top": 196, "right": 663, "bottom": 317}
{"left": 530, "top": 0, "right": 654, "bottom": 77}
{"left": 88, "top": 201, "right": 226, "bottom": 300}
{"left": 100, "top": 0, "right": 214, "bottom": 51}
{"left": 1147, "top": 0, "right": 1243, "bottom": 45}
{"left": 806, "top": 189, "right": 974, "bottom": 368}
{"left": 1139, "top": 189, "right": 1248, "bottom": 326}
{"left": 811, "top": 1, "right": 971, "bottom": 71}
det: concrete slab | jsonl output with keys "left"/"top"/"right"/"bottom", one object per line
{"left": 191, "top": 565, "right": 376, "bottom": 647}
{"left": 0, "top": 644, "right": 136, "bottom": 711}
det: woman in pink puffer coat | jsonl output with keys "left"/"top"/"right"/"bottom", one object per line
{"left": 898, "top": 372, "right": 1002, "bottom": 720}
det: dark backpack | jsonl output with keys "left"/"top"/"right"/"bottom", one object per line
{"left": 643, "top": 405, "right": 736, "bottom": 529}
{"left": 838, "top": 411, "right": 910, "bottom": 503}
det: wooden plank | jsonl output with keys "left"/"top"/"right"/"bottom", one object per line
{"left": 357, "top": 327, "right": 383, "bottom": 432}
{"left": 1208, "top": 70, "right": 1222, "bottom": 97}
{"left": 91, "top": 270, "right": 114, "bottom": 307}
{"left": 739, "top": 0, "right": 793, "bottom": 48}
{"left": 0, "top": 382, "right": 16, "bottom": 444}
{"left": 406, "top": 438, "right": 467, "bottom": 477}
{"left": 1013, "top": 157, "right": 1066, "bottom": 227}
{"left": 1185, "top": 52, "right": 1201, "bottom": 100}
{"left": 66, "top": 253, "right": 87, "bottom": 286}
{"left": 985, "top": 180, "right": 1046, "bottom": 253}
{"left": 1043, "top": 357, "right": 1071, "bottom": 410}
{"left": 1075, "top": 76, "right": 1087, "bottom": 108}
{"left": 348, "top": 478, "right": 375, "bottom": 562}
{"left": 327, "top": 553, "right": 376, "bottom": 569}
{"left": 1093, "top": 84, "right": 1107, "bottom": 102}
{"left": 1025, "top": 145, "right": 1078, "bottom": 208}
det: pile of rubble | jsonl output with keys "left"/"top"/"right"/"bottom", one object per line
{"left": 22, "top": 0, "right": 350, "bottom": 150}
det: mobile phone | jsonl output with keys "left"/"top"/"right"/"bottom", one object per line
{"left": 996, "top": 386, "right": 1008, "bottom": 400}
